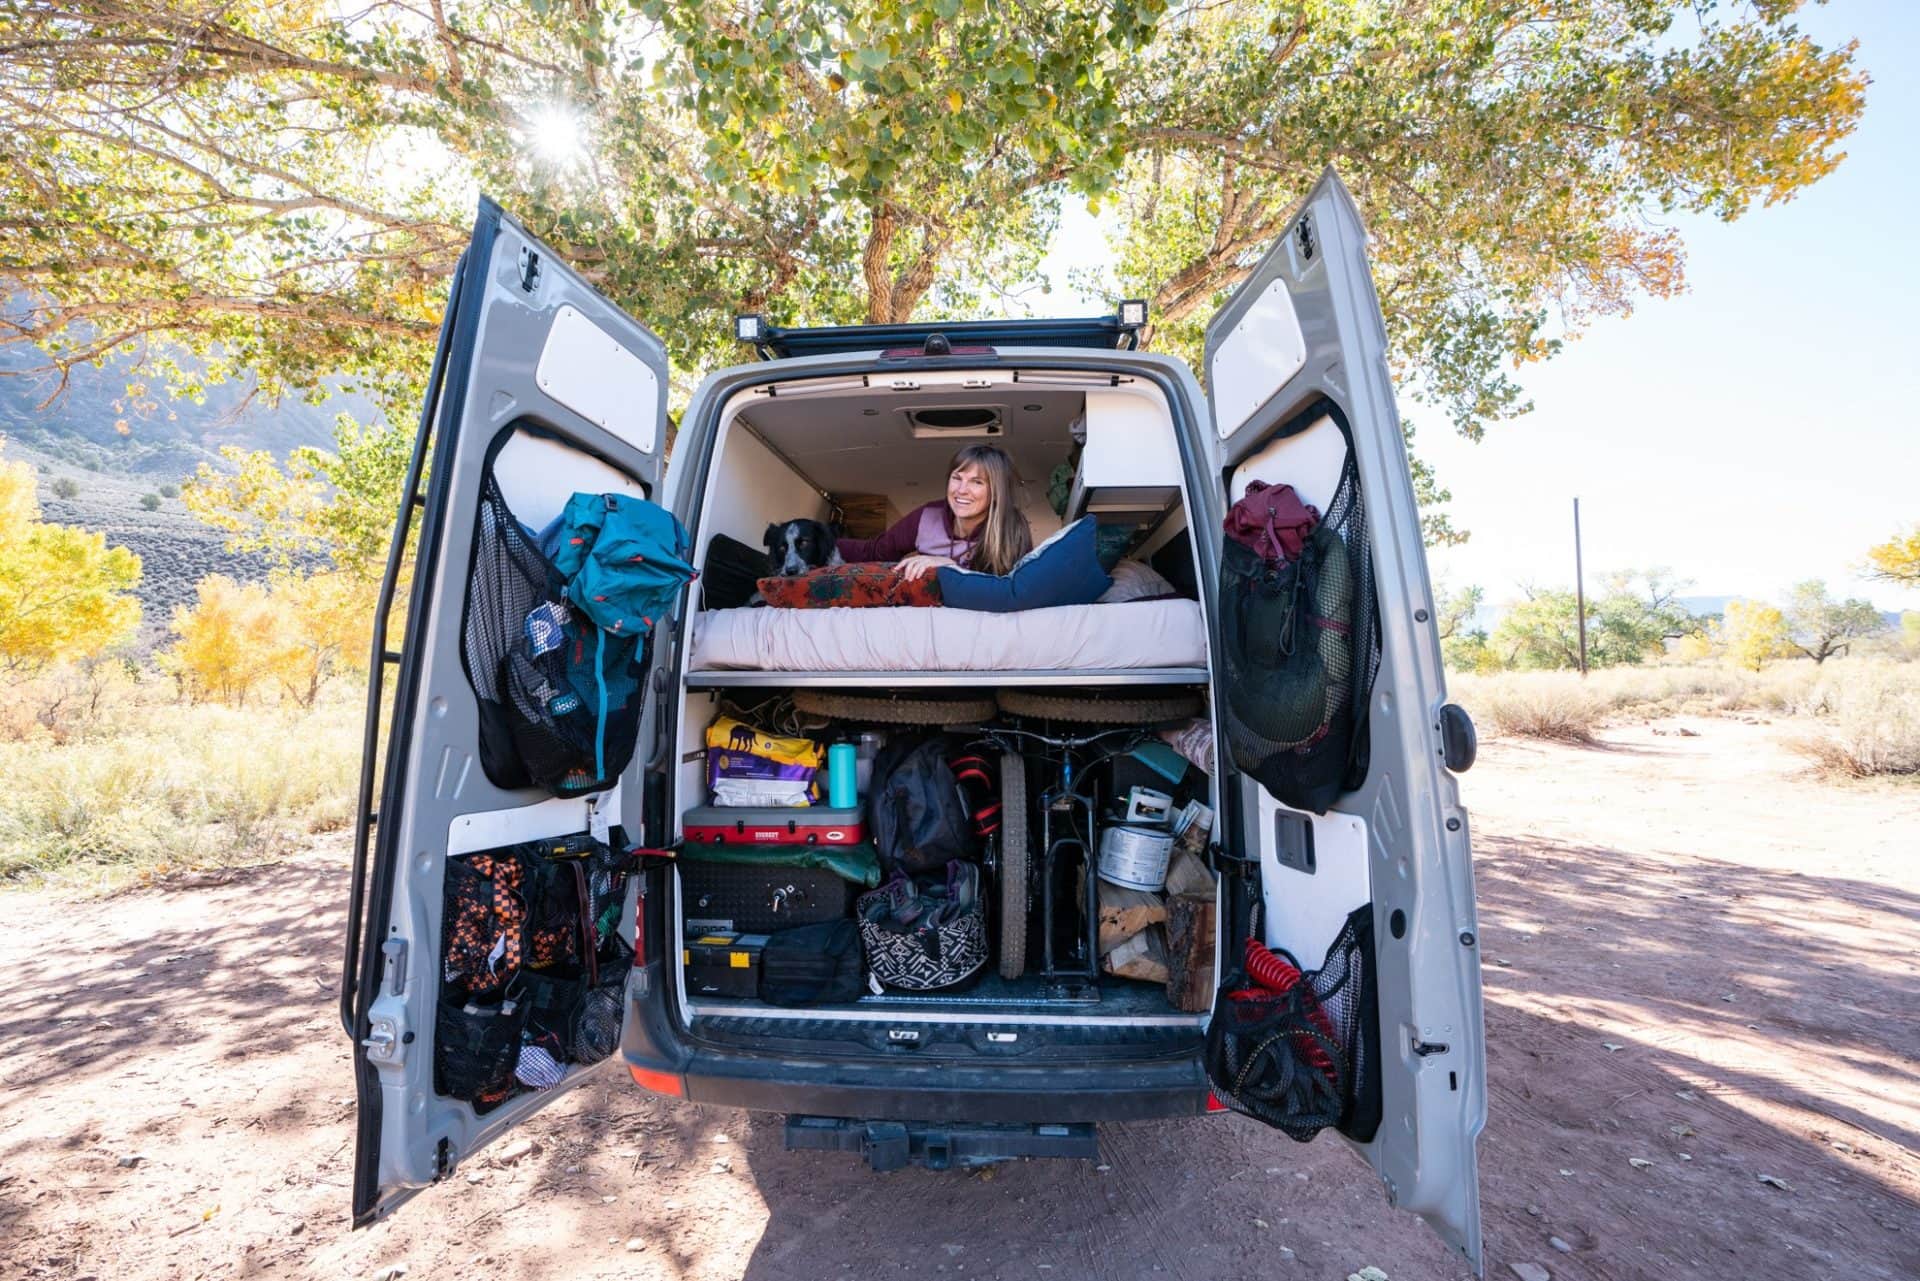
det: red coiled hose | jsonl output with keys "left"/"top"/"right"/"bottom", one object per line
{"left": 1242, "top": 939, "right": 1339, "bottom": 1076}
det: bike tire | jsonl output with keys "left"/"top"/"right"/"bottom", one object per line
{"left": 791, "top": 689, "right": 998, "bottom": 726}
{"left": 994, "top": 688, "right": 1203, "bottom": 725}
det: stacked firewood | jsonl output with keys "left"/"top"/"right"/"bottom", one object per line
{"left": 1097, "top": 850, "right": 1216, "bottom": 1012}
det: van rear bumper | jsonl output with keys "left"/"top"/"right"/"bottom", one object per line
{"left": 674, "top": 1048, "right": 1210, "bottom": 1123}
{"left": 619, "top": 962, "right": 1211, "bottom": 1123}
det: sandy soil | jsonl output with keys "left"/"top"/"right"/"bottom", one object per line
{"left": 1, "top": 717, "right": 1915, "bottom": 1281}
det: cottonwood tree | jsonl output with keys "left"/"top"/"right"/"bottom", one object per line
{"left": 0, "top": 444, "right": 142, "bottom": 673}
{"left": 1782, "top": 578, "right": 1883, "bottom": 664}
{"left": 1491, "top": 570, "right": 1695, "bottom": 670}
{"left": 1721, "top": 598, "right": 1792, "bottom": 672}
{"left": 1865, "top": 524, "right": 1920, "bottom": 586}
{"left": 0, "top": 1, "right": 1866, "bottom": 561}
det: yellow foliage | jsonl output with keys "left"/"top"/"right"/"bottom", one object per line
{"left": 165, "top": 575, "right": 283, "bottom": 706}
{"left": 1673, "top": 629, "right": 1715, "bottom": 663}
{"left": 267, "top": 570, "right": 374, "bottom": 707}
{"left": 1721, "top": 599, "right": 1793, "bottom": 673}
{"left": 0, "top": 448, "right": 143, "bottom": 673}
{"left": 1865, "top": 524, "right": 1920, "bottom": 586}
{"left": 164, "top": 569, "right": 374, "bottom": 708}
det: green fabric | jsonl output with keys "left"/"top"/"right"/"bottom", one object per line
{"left": 680, "top": 841, "right": 882, "bottom": 888}
{"left": 1128, "top": 741, "right": 1189, "bottom": 785}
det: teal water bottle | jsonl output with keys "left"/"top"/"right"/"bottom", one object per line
{"left": 827, "top": 741, "right": 858, "bottom": 807}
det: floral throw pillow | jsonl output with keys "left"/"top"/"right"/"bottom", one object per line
{"left": 755, "top": 562, "right": 943, "bottom": 609}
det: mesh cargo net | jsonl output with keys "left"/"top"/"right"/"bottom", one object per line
{"left": 1219, "top": 445, "right": 1381, "bottom": 813}
{"left": 435, "top": 837, "right": 636, "bottom": 1110}
{"left": 459, "top": 472, "right": 642, "bottom": 795}
{"left": 1204, "top": 905, "right": 1382, "bottom": 1143}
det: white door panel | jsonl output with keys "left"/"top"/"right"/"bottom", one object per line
{"left": 344, "top": 198, "right": 670, "bottom": 1227}
{"left": 1201, "top": 170, "right": 1486, "bottom": 1271}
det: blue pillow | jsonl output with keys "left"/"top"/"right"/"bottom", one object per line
{"left": 936, "top": 516, "right": 1113, "bottom": 613}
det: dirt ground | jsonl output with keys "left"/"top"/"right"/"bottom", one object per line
{"left": 1, "top": 716, "right": 1916, "bottom": 1281}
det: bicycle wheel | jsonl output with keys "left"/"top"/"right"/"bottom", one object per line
{"left": 997, "top": 750, "right": 1028, "bottom": 980}
{"left": 791, "top": 689, "right": 998, "bottom": 726}
{"left": 995, "top": 688, "right": 1203, "bottom": 725}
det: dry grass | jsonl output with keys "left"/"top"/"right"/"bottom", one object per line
{"left": 1450, "top": 657, "right": 1920, "bottom": 777}
{"left": 1788, "top": 664, "right": 1920, "bottom": 778}
{"left": 0, "top": 673, "right": 361, "bottom": 890}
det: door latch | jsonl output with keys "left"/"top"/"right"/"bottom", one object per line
{"left": 518, "top": 246, "right": 542, "bottom": 292}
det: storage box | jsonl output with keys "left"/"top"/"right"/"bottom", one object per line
{"left": 681, "top": 859, "right": 858, "bottom": 933}
{"left": 683, "top": 930, "right": 768, "bottom": 999}
{"left": 683, "top": 804, "right": 866, "bottom": 847}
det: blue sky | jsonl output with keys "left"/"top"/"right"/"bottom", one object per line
{"left": 1043, "top": 2, "right": 1919, "bottom": 614}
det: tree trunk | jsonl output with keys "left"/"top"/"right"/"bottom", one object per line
{"left": 862, "top": 206, "right": 898, "bottom": 323}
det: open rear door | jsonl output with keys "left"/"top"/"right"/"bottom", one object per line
{"left": 341, "top": 198, "right": 673, "bottom": 1225}
{"left": 1200, "top": 171, "right": 1486, "bottom": 1269}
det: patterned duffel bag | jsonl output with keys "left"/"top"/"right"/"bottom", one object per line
{"left": 856, "top": 862, "right": 987, "bottom": 991}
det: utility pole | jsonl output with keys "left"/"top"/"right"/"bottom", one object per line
{"left": 1573, "top": 497, "right": 1589, "bottom": 676}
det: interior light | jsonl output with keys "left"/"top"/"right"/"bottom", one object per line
{"left": 1117, "top": 299, "right": 1148, "bottom": 328}
{"left": 734, "top": 313, "right": 765, "bottom": 343}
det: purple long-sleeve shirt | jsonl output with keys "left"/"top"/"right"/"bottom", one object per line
{"left": 836, "top": 501, "right": 979, "bottom": 567}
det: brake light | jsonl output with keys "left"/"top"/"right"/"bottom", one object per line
{"left": 628, "top": 1064, "right": 685, "bottom": 1097}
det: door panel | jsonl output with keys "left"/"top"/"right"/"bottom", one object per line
{"left": 1202, "top": 171, "right": 1487, "bottom": 1270}
{"left": 345, "top": 198, "right": 670, "bottom": 1226}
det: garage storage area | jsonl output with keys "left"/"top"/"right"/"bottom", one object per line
{"left": 661, "top": 367, "right": 1223, "bottom": 1029}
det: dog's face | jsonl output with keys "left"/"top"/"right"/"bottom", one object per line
{"left": 764, "top": 519, "right": 842, "bottom": 577}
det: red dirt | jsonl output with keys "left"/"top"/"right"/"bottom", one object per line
{"left": 1, "top": 716, "right": 1915, "bottom": 1280}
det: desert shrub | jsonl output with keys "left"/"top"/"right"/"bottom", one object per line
{"left": 158, "top": 483, "right": 180, "bottom": 499}
{"left": 1450, "top": 671, "right": 1600, "bottom": 742}
{"left": 1789, "top": 663, "right": 1920, "bottom": 778}
{"left": 50, "top": 476, "right": 79, "bottom": 499}
{"left": 140, "top": 492, "right": 162, "bottom": 511}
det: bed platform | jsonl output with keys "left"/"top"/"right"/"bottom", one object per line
{"left": 687, "top": 598, "right": 1208, "bottom": 682}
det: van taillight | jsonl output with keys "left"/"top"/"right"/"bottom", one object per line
{"left": 1206, "top": 1092, "right": 1229, "bottom": 1114}
{"left": 629, "top": 1064, "right": 684, "bottom": 1097}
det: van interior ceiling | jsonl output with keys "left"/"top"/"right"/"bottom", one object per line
{"left": 665, "top": 369, "right": 1220, "bottom": 1029}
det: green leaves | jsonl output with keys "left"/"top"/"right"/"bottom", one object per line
{"left": 0, "top": 0, "right": 1865, "bottom": 563}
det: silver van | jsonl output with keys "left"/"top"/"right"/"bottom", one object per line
{"left": 343, "top": 170, "right": 1487, "bottom": 1267}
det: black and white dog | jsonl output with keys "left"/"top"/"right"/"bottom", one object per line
{"left": 763, "top": 518, "right": 843, "bottom": 577}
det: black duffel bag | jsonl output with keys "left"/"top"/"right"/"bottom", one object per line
{"left": 759, "top": 919, "right": 865, "bottom": 1006}
{"left": 869, "top": 737, "right": 975, "bottom": 877}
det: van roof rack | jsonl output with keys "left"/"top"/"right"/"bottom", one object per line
{"left": 733, "top": 309, "right": 1145, "bottom": 361}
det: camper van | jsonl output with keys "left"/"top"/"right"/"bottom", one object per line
{"left": 342, "top": 171, "right": 1487, "bottom": 1268}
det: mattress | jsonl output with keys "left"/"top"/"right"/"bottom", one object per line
{"left": 690, "top": 599, "right": 1208, "bottom": 673}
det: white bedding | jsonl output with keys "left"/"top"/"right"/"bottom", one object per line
{"left": 690, "top": 599, "right": 1207, "bottom": 673}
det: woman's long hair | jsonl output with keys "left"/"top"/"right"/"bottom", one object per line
{"left": 949, "top": 443, "right": 1032, "bottom": 576}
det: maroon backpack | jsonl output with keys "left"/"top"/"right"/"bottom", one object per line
{"left": 1224, "top": 480, "right": 1319, "bottom": 564}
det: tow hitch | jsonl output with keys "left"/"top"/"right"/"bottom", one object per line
{"left": 784, "top": 1116, "right": 1098, "bottom": 1171}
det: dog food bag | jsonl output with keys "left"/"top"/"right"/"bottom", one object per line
{"left": 705, "top": 715, "right": 823, "bottom": 806}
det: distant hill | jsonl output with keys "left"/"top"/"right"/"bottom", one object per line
{"left": 0, "top": 331, "right": 381, "bottom": 480}
{"left": 1678, "top": 595, "right": 1734, "bottom": 620}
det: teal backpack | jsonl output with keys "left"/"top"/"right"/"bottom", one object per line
{"left": 462, "top": 479, "right": 695, "bottom": 797}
